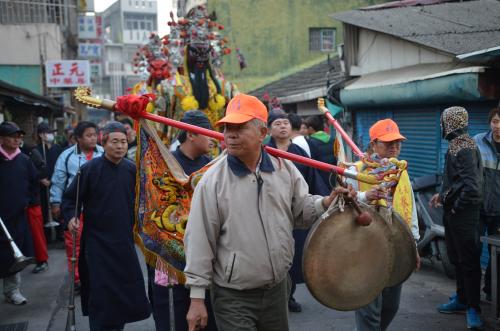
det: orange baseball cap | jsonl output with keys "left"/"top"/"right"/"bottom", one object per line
{"left": 216, "top": 94, "right": 268, "bottom": 126}
{"left": 369, "top": 119, "right": 406, "bottom": 142}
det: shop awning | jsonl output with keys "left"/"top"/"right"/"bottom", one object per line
{"left": 0, "top": 79, "right": 63, "bottom": 116}
{"left": 340, "top": 63, "right": 494, "bottom": 108}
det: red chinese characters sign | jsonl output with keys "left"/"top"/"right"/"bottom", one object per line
{"left": 45, "top": 60, "right": 90, "bottom": 88}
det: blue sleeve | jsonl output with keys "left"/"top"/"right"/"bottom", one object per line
{"left": 61, "top": 162, "right": 90, "bottom": 227}
{"left": 50, "top": 151, "right": 68, "bottom": 204}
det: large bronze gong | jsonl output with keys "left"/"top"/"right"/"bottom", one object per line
{"left": 303, "top": 204, "right": 394, "bottom": 311}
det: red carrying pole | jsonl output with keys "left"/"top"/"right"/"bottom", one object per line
{"left": 317, "top": 99, "right": 364, "bottom": 158}
{"left": 142, "top": 112, "right": 341, "bottom": 173}
{"left": 71, "top": 89, "right": 379, "bottom": 184}
{"left": 139, "top": 112, "right": 378, "bottom": 184}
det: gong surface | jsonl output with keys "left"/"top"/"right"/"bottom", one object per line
{"left": 383, "top": 209, "right": 417, "bottom": 287}
{"left": 303, "top": 205, "right": 394, "bottom": 311}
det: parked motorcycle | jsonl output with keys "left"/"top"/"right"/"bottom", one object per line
{"left": 412, "top": 174, "right": 456, "bottom": 279}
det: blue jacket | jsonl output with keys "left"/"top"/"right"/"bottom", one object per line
{"left": 474, "top": 131, "right": 500, "bottom": 216}
{"left": 50, "top": 144, "right": 104, "bottom": 204}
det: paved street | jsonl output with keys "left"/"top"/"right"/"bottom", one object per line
{"left": 1, "top": 243, "right": 499, "bottom": 331}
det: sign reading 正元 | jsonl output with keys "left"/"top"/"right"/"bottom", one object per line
{"left": 45, "top": 60, "right": 90, "bottom": 88}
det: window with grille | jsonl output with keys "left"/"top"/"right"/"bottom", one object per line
{"left": 0, "top": 0, "right": 66, "bottom": 25}
{"left": 124, "top": 14, "right": 156, "bottom": 31}
{"left": 309, "top": 28, "right": 336, "bottom": 52}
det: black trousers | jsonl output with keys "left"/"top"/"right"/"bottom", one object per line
{"left": 479, "top": 214, "right": 500, "bottom": 295}
{"left": 89, "top": 316, "right": 123, "bottom": 331}
{"left": 443, "top": 207, "right": 482, "bottom": 309}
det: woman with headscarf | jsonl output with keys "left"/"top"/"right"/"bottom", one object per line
{"left": 431, "top": 106, "right": 484, "bottom": 330}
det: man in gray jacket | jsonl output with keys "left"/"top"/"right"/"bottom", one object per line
{"left": 183, "top": 94, "right": 351, "bottom": 331}
{"left": 474, "top": 107, "right": 500, "bottom": 301}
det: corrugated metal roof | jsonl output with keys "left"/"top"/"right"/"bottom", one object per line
{"left": 332, "top": 0, "right": 500, "bottom": 56}
{"left": 249, "top": 58, "right": 345, "bottom": 103}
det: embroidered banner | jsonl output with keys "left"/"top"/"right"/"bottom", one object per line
{"left": 134, "top": 119, "right": 214, "bottom": 283}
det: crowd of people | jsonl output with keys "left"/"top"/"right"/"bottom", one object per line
{"left": 0, "top": 98, "right": 499, "bottom": 331}
{"left": 0, "top": 119, "right": 138, "bottom": 300}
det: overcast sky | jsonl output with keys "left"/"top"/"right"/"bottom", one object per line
{"left": 94, "top": 0, "right": 173, "bottom": 36}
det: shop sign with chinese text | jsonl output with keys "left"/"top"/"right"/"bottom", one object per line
{"left": 78, "top": 43, "right": 102, "bottom": 58}
{"left": 45, "top": 60, "right": 90, "bottom": 87}
{"left": 78, "top": 15, "right": 102, "bottom": 40}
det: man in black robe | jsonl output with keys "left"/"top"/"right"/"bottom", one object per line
{"left": 36, "top": 122, "right": 62, "bottom": 247}
{"left": 62, "top": 122, "right": 150, "bottom": 331}
{"left": 36, "top": 122, "right": 62, "bottom": 226}
{"left": 0, "top": 121, "right": 37, "bottom": 305}
{"left": 20, "top": 141, "right": 50, "bottom": 274}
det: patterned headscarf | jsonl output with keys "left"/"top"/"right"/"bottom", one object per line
{"left": 441, "top": 106, "right": 476, "bottom": 156}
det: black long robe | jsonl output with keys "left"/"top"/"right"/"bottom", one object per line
{"left": 61, "top": 156, "right": 150, "bottom": 325}
{"left": 0, "top": 152, "right": 36, "bottom": 278}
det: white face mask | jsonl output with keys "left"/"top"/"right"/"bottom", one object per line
{"left": 45, "top": 133, "right": 55, "bottom": 143}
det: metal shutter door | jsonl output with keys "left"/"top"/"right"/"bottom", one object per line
{"left": 394, "top": 109, "right": 440, "bottom": 178}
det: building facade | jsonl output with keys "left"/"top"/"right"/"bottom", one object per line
{"left": 0, "top": 0, "right": 79, "bottom": 141}
{"left": 209, "top": 0, "right": 385, "bottom": 92}
{"left": 98, "top": 0, "right": 158, "bottom": 100}
{"left": 332, "top": 0, "right": 500, "bottom": 178}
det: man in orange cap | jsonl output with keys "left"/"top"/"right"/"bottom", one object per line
{"left": 345, "top": 118, "right": 420, "bottom": 331}
{"left": 183, "top": 94, "right": 354, "bottom": 331}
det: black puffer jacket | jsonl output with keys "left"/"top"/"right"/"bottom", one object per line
{"left": 440, "top": 148, "right": 483, "bottom": 211}
{"left": 439, "top": 106, "right": 483, "bottom": 211}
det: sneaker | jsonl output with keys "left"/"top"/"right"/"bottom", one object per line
{"left": 466, "top": 307, "right": 484, "bottom": 330}
{"left": 288, "top": 297, "right": 302, "bottom": 313}
{"left": 32, "top": 262, "right": 49, "bottom": 274}
{"left": 5, "top": 290, "right": 27, "bottom": 305}
{"left": 437, "top": 293, "right": 466, "bottom": 314}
